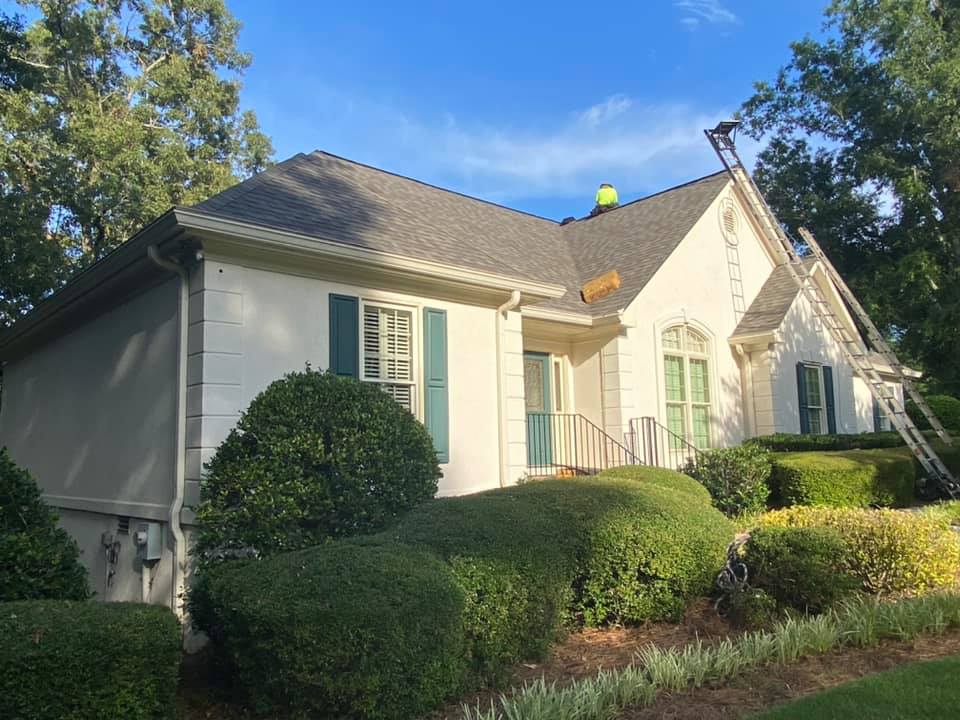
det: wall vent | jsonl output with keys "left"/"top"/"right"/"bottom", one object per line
{"left": 117, "top": 517, "right": 130, "bottom": 535}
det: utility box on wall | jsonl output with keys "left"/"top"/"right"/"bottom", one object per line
{"left": 136, "top": 522, "right": 165, "bottom": 561}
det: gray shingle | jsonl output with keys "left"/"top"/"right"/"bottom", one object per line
{"left": 191, "top": 152, "right": 730, "bottom": 317}
{"left": 732, "top": 260, "right": 814, "bottom": 336}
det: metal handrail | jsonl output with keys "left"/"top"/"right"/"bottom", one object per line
{"left": 628, "top": 416, "right": 703, "bottom": 471}
{"left": 525, "top": 412, "right": 640, "bottom": 477}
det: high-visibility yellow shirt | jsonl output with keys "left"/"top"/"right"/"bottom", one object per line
{"left": 596, "top": 185, "right": 618, "bottom": 207}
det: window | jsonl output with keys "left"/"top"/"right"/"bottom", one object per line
{"left": 362, "top": 303, "right": 415, "bottom": 412}
{"left": 662, "top": 325, "right": 713, "bottom": 449}
{"left": 802, "top": 364, "right": 825, "bottom": 434}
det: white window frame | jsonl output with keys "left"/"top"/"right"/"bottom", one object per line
{"left": 661, "top": 324, "right": 715, "bottom": 450}
{"left": 360, "top": 299, "right": 420, "bottom": 416}
{"left": 801, "top": 363, "right": 828, "bottom": 435}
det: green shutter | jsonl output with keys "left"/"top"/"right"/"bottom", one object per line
{"left": 423, "top": 308, "right": 449, "bottom": 463}
{"left": 329, "top": 294, "right": 359, "bottom": 378}
{"left": 823, "top": 365, "right": 837, "bottom": 434}
{"left": 796, "top": 362, "right": 810, "bottom": 434}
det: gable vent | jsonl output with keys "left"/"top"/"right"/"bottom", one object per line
{"left": 719, "top": 198, "right": 740, "bottom": 244}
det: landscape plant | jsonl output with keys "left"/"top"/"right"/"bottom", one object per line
{"left": 0, "top": 449, "right": 90, "bottom": 601}
{"left": 461, "top": 593, "right": 960, "bottom": 720}
{"left": 682, "top": 445, "right": 772, "bottom": 515}
{"left": 193, "top": 368, "right": 441, "bottom": 564}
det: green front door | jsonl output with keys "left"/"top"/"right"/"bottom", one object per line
{"left": 524, "top": 352, "right": 553, "bottom": 467}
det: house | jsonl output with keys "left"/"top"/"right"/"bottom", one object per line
{"left": 0, "top": 150, "right": 904, "bottom": 611}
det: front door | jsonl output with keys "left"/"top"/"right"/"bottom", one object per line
{"left": 524, "top": 352, "right": 553, "bottom": 467}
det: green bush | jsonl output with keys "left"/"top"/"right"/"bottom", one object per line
{"left": 770, "top": 449, "right": 915, "bottom": 508}
{"left": 0, "top": 449, "right": 90, "bottom": 601}
{"left": 194, "top": 471, "right": 733, "bottom": 717}
{"left": 682, "top": 445, "right": 772, "bottom": 516}
{"left": 744, "top": 526, "right": 859, "bottom": 613}
{"left": 193, "top": 368, "right": 441, "bottom": 564}
{"left": 747, "top": 432, "right": 904, "bottom": 452}
{"left": 760, "top": 506, "right": 960, "bottom": 595}
{"left": 382, "top": 475, "right": 733, "bottom": 676}
{"left": 596, "top": 464, "right": 713, "bottom": 502}
{"left": 908, "top": 395, "right": 960, "bottom": 431}
{"left": 0, "top": 601, "right": 180, "bottom": 720}
{"left": 193, "top": 542, "right": 467, "bottom": 720}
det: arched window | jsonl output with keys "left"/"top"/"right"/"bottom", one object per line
{"left": 662, "top": 325, "right": 713, "bottom": 449}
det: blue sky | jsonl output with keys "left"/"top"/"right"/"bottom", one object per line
{"left": 230, "top": 0, "right": 829, "bottom": 219}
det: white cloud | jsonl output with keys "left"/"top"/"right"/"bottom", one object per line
{"left": 268, "top": 88, "right": 758, "bottom": 207}
{"left": 674, "top": 0, "right": 740, "bottom": 30}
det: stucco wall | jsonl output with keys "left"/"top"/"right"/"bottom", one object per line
{"left": 624, "top": 185, "right": 777, "bottom": 448}
{"left": 191, "top": 260, "right": 503, "bottom": 497}
{"left": 0, "top": 279, "right": 180, "bottom": 517}
{"left": 767, "top": 292, "right": 880, "bottom": 434}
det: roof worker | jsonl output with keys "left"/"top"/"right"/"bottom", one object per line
{"left": 591, "top": 183, "right": 619, "bottom": 216}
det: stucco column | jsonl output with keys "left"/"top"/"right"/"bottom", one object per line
{"left": 183, "top": 261, "right": 245, "bottom": 523}
{"left": 501, "top": 309, "right": 528, "bottom": 484}
{"left": 601, "top": 330, "right": 636, "bottom": 449}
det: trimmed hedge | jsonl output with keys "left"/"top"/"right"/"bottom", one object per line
{"left": 0, "top": 449, "right": 90, "bottom": 601}
{"left": 195, "top": 543, "right": 467, "bottom": 720}
{"left": 595, "top": 464, "right": 713, "bottom": 501}
{"left": 760, "top": 506, "right": 960, "bottom": 595}
{"left": 747, "top": 432, "right": 904, "bottom": 452}
{"left": 744, "top": 525, "right": 859, "bottom": 613}
{"left": 194, "top": 472, "right": 733, "bottom": 717}
{"left": 770, "top": 449, "right": 915, "bottom": 508}
{"left": 194, "top": 368, "right": 440, "bottom": 564}
{"left": 0, "top": 601, "right": 180, "bottom": 720}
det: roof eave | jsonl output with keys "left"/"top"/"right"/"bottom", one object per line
{"left": 176, "top": 208, "right": 567, "bottom": 304}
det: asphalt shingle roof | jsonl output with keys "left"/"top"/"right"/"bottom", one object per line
{"left": 192, "top": 151, "right": 730, "bottom": 317}
{"left": 732, "top": 260, "right": 815, "bottom": 336}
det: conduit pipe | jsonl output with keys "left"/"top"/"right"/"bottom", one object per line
{"left": 495, "top": 290, "right": 522, "bottom": 487}
{"left": 147, "top": 245, "right": 188, "bottom": 617}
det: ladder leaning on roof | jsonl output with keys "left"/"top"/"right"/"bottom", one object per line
{"left": 705, "top": 120, "right": 959, "bottom": 500}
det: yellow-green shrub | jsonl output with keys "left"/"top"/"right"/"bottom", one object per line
{"left": 759, "top": 506, "right": 960, "bottom": 595}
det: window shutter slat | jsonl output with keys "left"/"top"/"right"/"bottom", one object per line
{"left": 423, "top": 308, "right": 449, "bottom": 463}
{"left": 823, "top": 365, "right": 837, "bottom": 434}
{"left": 329, "top": 294, "right": 359, "bottom": 378}
{"left": 796, "top": 362, "right": 810, "bottom": 434}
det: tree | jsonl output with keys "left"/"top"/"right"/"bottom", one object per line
{"left": 741, "top": 0, "right": 960, "bottom": 394}
{"left": 0, "top": 1, "right": 272, "bottom": 325}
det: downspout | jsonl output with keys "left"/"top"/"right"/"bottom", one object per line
{"left": 495, "top": 290, "right": 522, "bottom": 487}
{"left": 736, "top": 344, "right": 756, "bottom": 439}
{"left": 147, "top": 245, "right": 188, "bottom": 617}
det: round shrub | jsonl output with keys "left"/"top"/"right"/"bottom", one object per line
{"left": 683, "top": 445, "right": 772, "bottom": 516}
{"left": 0, "top": 601, "right": 180, "bottom": 720}
{"left": 193, "top": 368, "right": 441, "bottom": 563}
{"left": 744, "top": 525, "right": 859, "bottom": 613}
{"left": 193, "top": 542, "right": 467, "bottom": 720}
{"left": 770, "top": 449, "right": 915, "bottom": 508}
{"left": 0, "top": 449, "right": 90, "bottom": 601}
{"left": 908, "top": 395, "right": 960, "bottom": 432}
{"left": 760, "top": 506, "right": 960, "bottom": 595}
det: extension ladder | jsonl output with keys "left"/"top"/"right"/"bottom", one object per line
{"left": 705, "top": 121, "right": 958, "bottom": 499}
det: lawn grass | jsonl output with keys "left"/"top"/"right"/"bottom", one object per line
{"left": 753, "top": 652, "right": 960, "bottom": 719}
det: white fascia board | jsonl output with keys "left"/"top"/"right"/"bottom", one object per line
{"left": 521, "top": 306, "right": 627, "bottom": 328}
{"left": 175, "top": 209, "right": 567, "bottom": 302}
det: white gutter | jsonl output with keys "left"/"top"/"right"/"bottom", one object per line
{"left": 495, "top": 290, "right": 522, "bottom": 488}
{"left": 146, "top": 245, "right": 188, "bottom": 618}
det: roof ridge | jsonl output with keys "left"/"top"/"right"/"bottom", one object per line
{"left": 307, "top": 150, "right": 560, "bottom": 225}
{"left": 561, "top": 170, "right": 730, "bottom": 227}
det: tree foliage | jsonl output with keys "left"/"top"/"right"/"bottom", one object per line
{"left": 741, "top": 0, "right": 960, "bottom": 394}
{"left": 0, "top": 0, "right": 272, "bottom": 325}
